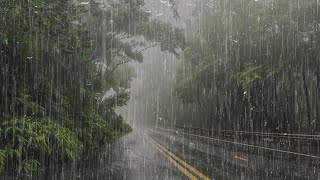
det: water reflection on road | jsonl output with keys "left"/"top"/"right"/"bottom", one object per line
{"left": 32, "top": 126, "right": 320, "bottom": 180}
{"left": 36, "top": 128, "right": 185, "bottom": 180}
{"left": 101, "top": 129, "right": 185, "bottom": 180}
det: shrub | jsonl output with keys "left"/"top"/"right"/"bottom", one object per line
{"left": 80, "top": 111, "right": 113, "bottom": 148}
{"left": 0, "top": 117, "right": 82, "bottom": 174}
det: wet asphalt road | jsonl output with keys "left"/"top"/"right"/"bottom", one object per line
{"left": 78, "top": 127, "right": 320, "bottom": 180}
{"left": 149, "top": 127, "right": 320, "bottom": 180}
{"left": 101, "top": 129, "right": 186, "bottom": 180}
{"left": 31, "top": 128, "right": 186, "bottom": 180}
{"left": 96, "top": 127, "right": 320, "bottom": 180}
{"left": 30, "top": 127, "right": 320, "bottom": 180}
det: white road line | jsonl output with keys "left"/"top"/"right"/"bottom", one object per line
{"left": 177, "top": 125, "right": 320, "bottom": 138}
{"left": 156, "top": 127, "right": 320, "bottom": 159}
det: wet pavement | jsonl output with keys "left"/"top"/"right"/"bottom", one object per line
{"left": 149, "top": 127, "right": 320, "bottom": 180}
{"left": 24, "top": 127, "right": 320, "bottom": 180}
{"left": 66, "top": 130, "right": 186, "bottom": 180}
{"left": 33, "top": 128, "right": 187, "bottom": 180}
{"left": 101, "top": 129, "right": 186, "bottom": 180}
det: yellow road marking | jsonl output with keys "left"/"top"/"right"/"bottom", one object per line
{"left": 234, "top": 156, "right": 248, "bottom": 161}
{"left": 147, "top": 135, "right": 211, "bottom": 180}
{"left": 147, "top": 137, "right": 197, "bottom": 180}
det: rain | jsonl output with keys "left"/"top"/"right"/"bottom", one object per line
{"left": 0, "top": 0, "right": 320, "bottom": 179}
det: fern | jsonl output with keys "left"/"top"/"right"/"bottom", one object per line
{"left": 17, "top": 159, "right": 40, "bottom": 174}
{"left": 0, "top": 150, "right": 5, "bottom": 173}
{"left": 2, "top": 117, "right": 82, "bottom": 174}
{"left": 16, "top": 93, "right": 45, "bottom": 115}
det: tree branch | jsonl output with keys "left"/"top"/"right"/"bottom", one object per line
{"left": 137, "top": 42, "right": 160, "bottom": 53}
{"left": 109, "top": 43, "right": 160, "bottom": 73}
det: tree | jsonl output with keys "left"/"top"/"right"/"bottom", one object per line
{"left": 0, "top": 0, "right": 185, "bottom": 176}
{"left": 175, "top": 0, "right": 320, "bottom": 134}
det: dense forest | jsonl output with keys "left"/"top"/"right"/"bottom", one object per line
{"left": 122, "top": 0, "right": 320, "bottom": 136}
{"left": 0, "top": 0, "right": 184, "bottom": 176}
{"left": 173, "top": 0, "right": 320, "bottom": 134}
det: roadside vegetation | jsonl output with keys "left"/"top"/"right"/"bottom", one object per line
{"left": 175, "top": 0, "right": 320, "bottom": 134}
{"left": 0, "top": 0, "right": 184, "bottom": 176}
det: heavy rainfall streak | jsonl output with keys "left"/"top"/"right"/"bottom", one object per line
{"left": 0, "top": 0, "right": 320, "bottom": 179}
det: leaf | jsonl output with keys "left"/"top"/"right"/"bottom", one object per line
{"left": 0, "top": 150, "right": 6, "bottom": 169}
{"left": 3, "top": 35, "right": 8, "bottom": 45}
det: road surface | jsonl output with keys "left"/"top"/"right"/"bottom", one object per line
{"left": 150, "top": 126, "right": 320, "bottom": 180}
{"left": 34, "top": 126, "right": 320, "bottom": 179}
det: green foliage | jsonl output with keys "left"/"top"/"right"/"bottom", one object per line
{"left": 175, "top": 0, "right": 319, "bottom": 133}
{"left": 136, "top": 20, "right": 186, "bottom": 56}
{"left": 235, "top": 66, "right": 262, "bottom": 90}
{"left": 17, "top": 159, "right": 40, "bottom": 174}
{"left": 16, "top": 93, "right": 46, "bottom": 116}
{"left": 0, "top": 0, "right": 185, "bottom": 176}
{"left": 1, "top": 117, "right": 81, "bottom": 173}
{"left": 80, "top": 111, "right": 113, "bottom": 148}
{"left": 115, "top": 116, "right": 132, "bottom": 133}
{"left": 104, "top": 90, "right": 130, "bottom": 109}
{"left": 0, "top": 150, "right": 5, "bottom": 173}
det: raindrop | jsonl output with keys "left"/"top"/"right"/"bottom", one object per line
{"left": 160, "top": 0, "right": 168, "bottom": 3}
{"left": 80, "top": 1, "right": 89, "bottom": 5}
